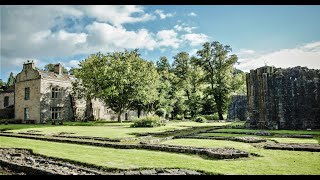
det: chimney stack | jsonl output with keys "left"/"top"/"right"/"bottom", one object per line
{"left": 23, "top": 60, "right": 35, "bottom": 70}
{"left": 54, "top": 63, "right": 63, "bottom": 75}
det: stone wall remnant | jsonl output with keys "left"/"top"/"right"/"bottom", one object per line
{"left": 227, "top": 95, "right": 247, "bottom": 121}
{"left": 246, "top": 66, "right": 320, "bottom": 130}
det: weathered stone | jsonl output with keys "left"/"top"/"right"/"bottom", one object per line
{"left": 227, "top": 95, "right": 247, "bottom": 121}
{"left": 124, "top": 171, "right": 141, "bottom": 175}
{"left": 140, "top": 169, "right": 157, "bottom": 175}
{"left": 246, "top": 66, "right": 320, "bottom": 130}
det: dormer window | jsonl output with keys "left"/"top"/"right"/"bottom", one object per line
{"left": 51, "top": 87, "right": 63, "bottom": 99}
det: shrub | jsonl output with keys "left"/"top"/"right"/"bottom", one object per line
{"left": 155, "top": 108, "right": 166, "bottom": 118}
{"left": 131, "top": 115, "right": 165, "bottom": 128}
{"left": 194, "top": 116, "right": 207, "bottom": 123}
{"left": 176, "top": 115, "right": 183, "bottom": 120}
{"left": 202, "top": 114, "right": 220, "bottom": 121}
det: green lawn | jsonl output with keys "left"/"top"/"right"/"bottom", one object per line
{"left": 4, "top": 121, "right": 228, "bottom": 139}
{"left": 1, "top": 136, "right": 319, "bottom": 175}
{"left": 0, "top": 124, "right": 52, "bottom": 132}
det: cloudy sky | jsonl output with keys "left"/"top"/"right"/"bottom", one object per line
{"left": 1, "top": 5, "right": 320, "bottom": 80}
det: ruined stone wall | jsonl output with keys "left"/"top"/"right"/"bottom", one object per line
{"left": 0, "top": 92, "right": 14, "bottom": 109}
{"left": 227, "top": 95, "right": 247, "bottom": 121}
{"left": 246, "top": 66, "right": 320, "bottom": 130}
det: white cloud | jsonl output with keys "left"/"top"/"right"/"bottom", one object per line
{"left": 80, "top": 5, "right": 156, "bottom": 27}
{"left": 182, "top": 33, "right": 209, "bottom": 46}
{"left": 236, "top": 41, "right": 320, "bottom": 72}
{"left": 174, "top": 24, "right": 197, "bottom": 33}
{"left": 0, "top": 5, "right": 211, "bottom": 79}
{"left": 85, "top": 21, "right": 157, "bottom": 51}
{"left": 188, "top": 12, "right": 197, "bottom": 17}
{"left": 156, "top": 30, "right": 181, "bottom": 49}
{"left": 237, "top": 49, "right": 256, "bottom": 55}
{"left": 154, "top": 9, "right": 175, "bottom": 19}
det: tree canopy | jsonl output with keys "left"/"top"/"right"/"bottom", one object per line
{"left": 73, "top": 50, "right": 160, "bottom": 122}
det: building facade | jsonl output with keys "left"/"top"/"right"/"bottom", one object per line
{"left": 14, "top": 61, "right": 140, "bottom": 123}
{"left": 0, "top": 85, "right": 15, "bottom": 119}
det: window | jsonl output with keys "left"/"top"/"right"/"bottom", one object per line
{"left": 51, "top": 87, "right": 63, "bottom": 99}
{"left": 24, "top": 108, "right": 29, "bottom": 120}
{"left": 25, "top": 87, "right": 30, "bottom": 100}
{"left": 51, "top": 107, "right": 62, "bottom": 120}
{"left": 4, "top": 96, "right": 9, "bottom": 107}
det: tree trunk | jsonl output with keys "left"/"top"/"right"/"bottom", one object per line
{"left": 117, "top": 113, "right": 122, "bottom": 123}
{"left": 215, "top": 94, "right": 224, "bottom": 120}
{"left": 137, "top": 108, "right": 141, "bottom": 118}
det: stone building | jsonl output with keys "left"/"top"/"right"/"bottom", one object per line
{"left": 227, "top": 95, "right": 247, "bottom": 121}
{"left": 14, "top": 61, "right": 140, "bottom": 123}
{"left": 246, "top": 66, "right": 320, "bottom": 130}
{"left": 0, "top": 85, "right": 15, "bottom": 119}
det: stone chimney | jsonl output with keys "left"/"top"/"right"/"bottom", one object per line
{"left": 23, "top": 60, "right": 35, "bottom": 70}
{"left": 54, "top": 63, "right": 63, "bottom": 75}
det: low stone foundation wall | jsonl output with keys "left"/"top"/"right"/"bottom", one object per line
{"left": 174, "top": 135, "right": 267, "bottom": 143}
{"left": 0, "top": 133, "right": 249, "bottom": 159}
{"left": 0, "top": 148, "right": 204, "bottom": 175}
{"left": 264, "top": 143, "right": 320, "bottom": 152}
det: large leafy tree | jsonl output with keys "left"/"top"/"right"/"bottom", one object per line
{"left": 196, "top": 41, "right": 238, "bottom": 120}
{"left": 155, "top": 56, "right": 176, "bottom": 119}
{"left": 73, "top": 50, "right": 160, "bottom": 122}
{"left": 172, "top": 52, "right": 192, "bottom": 118}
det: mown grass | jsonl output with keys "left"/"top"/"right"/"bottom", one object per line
{"left": 1, "top": 136, "right": 319, "bottom": 175}
{"left": 4, "top": 121, "right": 228, "bottom": 139}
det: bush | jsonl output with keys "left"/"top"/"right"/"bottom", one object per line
{"left": 131, "top": 115, "right": 165, "bottom": 128}
{"left": 194, "top": 116, "right": 207, "bottom": 123}
{"left": 202, "top": 114, "right": 220, "bottom": 121}
{"left": 155, "top": 108, "right": 166, "bottom": 118}
{"left": 176, "top": 115, "right": 183, "bottom": 120}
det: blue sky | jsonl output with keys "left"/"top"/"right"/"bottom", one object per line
{"left": 1, "top": 5, "right": 320, "bottom": 81}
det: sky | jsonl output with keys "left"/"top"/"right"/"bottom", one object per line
{"left": 1, "top": 5, "right": 320, "bottom": 81}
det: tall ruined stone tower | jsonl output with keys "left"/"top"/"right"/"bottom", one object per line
{"left": 246, "top": 66, "right": 320, "bottom": 130}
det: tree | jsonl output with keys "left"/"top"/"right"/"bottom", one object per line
{"left": 6, "top": 72, "right": 15, "bottom": 87}
{"left": 0, "top": 79, "right": 4, "bottom": 91}
{"left": 172, "top": 52, "right": 192, "bottom": 118}
{"left": 155, "top": 56, "right": 176, "bottom": 119}
{"left": 172, "top": 52, "right": 206, "bottom": 119}
{"left": 196, "top": 41, "right": 238, "bottom": 120}
{"left": 230, "top": 69, "right": 247, "bottom": 95}
{"left": 44, "top": 63, "right": 68, "bottom": 74}
{"left": 74, "top": 50, "right": 160, "bottom": 122}
{"left": 156, "top": 56, "right": 171, "bottom": 72}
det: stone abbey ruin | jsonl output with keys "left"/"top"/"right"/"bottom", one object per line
{"left": 245, "top": 66, "right": 320, "bottom": 130}
{"left": 227, "top": 95, "right": 247, "bottom": 121}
